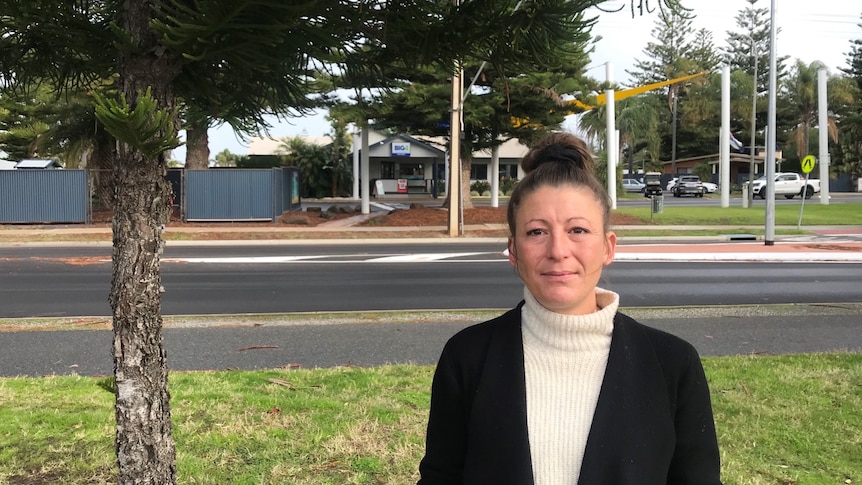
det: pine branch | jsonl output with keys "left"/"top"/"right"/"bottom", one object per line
{"left": 93, "top": 87, "right": 182, "bottom": 158}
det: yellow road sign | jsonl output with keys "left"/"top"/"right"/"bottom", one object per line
{"left": 801, "top": 155, "right": 816, "bottom": 174}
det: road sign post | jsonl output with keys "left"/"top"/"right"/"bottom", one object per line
{"left": 798, "top": 155, "right": 816, "bottom": 228}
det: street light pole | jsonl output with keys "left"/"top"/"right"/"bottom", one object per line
{"left": 748, "top": 35, "right": 759, "bottom": 207}
{"left": 765, "top": 0, "right": 777, "bottom": 245}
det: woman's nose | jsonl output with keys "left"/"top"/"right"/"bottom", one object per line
{"left": 547, "top": 231, "right": 569, "bottom": 259}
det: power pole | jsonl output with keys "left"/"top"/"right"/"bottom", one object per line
{"left": 448, "top": 65, "right": 463, "bottom": 237}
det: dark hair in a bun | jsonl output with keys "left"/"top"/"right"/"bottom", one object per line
{"left": 507, "top": 132, "right": 610, "bottom": 235}
{"left": 519, "top": 133, "right": 596, "bottom": 174}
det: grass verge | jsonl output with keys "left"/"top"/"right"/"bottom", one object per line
{"left": 1, "top": 353, "right": 859, "bottom": 484}
{"left": 614, "top": 202, "right": 862, "bottom": 226}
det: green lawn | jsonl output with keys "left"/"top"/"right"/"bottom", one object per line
{"left": 1, "top": 353, "right": 860, "bottom": 484}
{"left": 614, "top": 202, "right": 862, "bottom": 226}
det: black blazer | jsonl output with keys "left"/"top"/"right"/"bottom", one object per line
{"left": 418, "top": 303, "right": 722, "bottom": 485}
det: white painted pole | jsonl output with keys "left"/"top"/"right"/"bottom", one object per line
{"left": 490, "top": 145, "right": 500, "bottom": 208}
{"left": 352, "top": 128, "right": 360, "bottom": 200}
{"left": 720, "top": 65, "right": 731, "bottom": 208}
{"left": 765, "top": 0, "right": 777, "bottom": 245}
{"left": 605, "top": 62, "right": 617, "bottom": 210}
{"left": 818, "top": 68, "right": 830, "bottom": 205}
{"left": 360, "top": 125, "right": 370, "bottom": 214}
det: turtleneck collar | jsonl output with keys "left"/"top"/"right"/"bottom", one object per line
{"left": 521, "top": 287, "right": 619, "bottom": 351}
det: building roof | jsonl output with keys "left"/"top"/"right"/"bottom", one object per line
{"left": 0, "top": 160, "right": 17, "bottom": 170}
{"left": 369, "top": 134, "right": 445, "bottom": 157}
{"left": 15, "top": 159, "right": 63, "bottom": 169}
{"left": 247, "top": 135, "right": 334, "bottom": 155}
{"left": 408, "top": 135, "right": 530, "bottom": 160}
{"left": 474, "top": 137, "right": 530, "bottom": 159}
{"left": 245, "top": 131, "right": 531, "bottom": 161}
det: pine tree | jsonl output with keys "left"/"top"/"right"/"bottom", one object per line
{"left": 835, "top": 13, "right": 862, "bottom": 179}
{"left": 627, "top": 10, "right": 696, "bottom": 89}
{"left": 724, "top": 0, "right": 790, "bottom": 100}
{"left": 842, "top": 13, "right": 862, "bottom": 89}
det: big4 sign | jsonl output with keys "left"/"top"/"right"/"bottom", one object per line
{"left": 801, "top": 155, "right": 816, "bottom": 174}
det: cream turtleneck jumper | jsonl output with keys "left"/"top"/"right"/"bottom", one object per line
{"left": 521, "top": 286, "right": 619, "bottom": 485}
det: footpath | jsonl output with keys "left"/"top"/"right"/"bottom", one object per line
{"left": 1, "top": 215, "right": 862, "bottom": 262}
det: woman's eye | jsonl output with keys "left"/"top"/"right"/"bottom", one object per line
{"left": 570, "top": 227, "right": 589, "bottom": 235}
{"left": 525, "top": 228, "right": 545, "bottom": 237}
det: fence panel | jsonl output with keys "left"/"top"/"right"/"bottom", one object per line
{"left": 184, "top": 169, "right": 278, "bottom": 221}
{"left": 0, "top": 170, "right": 89, "bottom": 223}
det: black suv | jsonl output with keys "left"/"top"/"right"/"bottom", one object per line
{"left": 672, "top": 175, "right": 704, "bottom": 197}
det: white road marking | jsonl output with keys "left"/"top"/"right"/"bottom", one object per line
{"left": 162, "top": 252, "right": 504, "bottom": 264}
{"left": 163, "top": 255, "right": 332, "bottom": 264}
{"left": 365, "top": 252, "right": 488, "bottom": 262}
{"left": 158, "top": 251, "right": 862, "bottom": 264}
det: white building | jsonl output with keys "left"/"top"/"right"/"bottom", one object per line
{"left": 247, "top": 131, "right": 529, "bottom": 196}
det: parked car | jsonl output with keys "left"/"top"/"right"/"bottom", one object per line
{"left": 666, "top": 177, "right": 678, "bottom": 191}
{"left": 672, "top": 175, "right": 704, "bottom": 197}
{"left": 621, "top": 178, "right": 646, "bottom": 193}
{"left": 746, "top": 172, "right": 821, "bottom": 199}
{"left": 701, "top": 181, "right": 718, "bottom": 193}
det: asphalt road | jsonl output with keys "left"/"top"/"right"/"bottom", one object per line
{"left": 2, "top": 243, "right": 862, "bottom": 317}
{"left": 2, "top": 307, "right": 861, "bottom": 377}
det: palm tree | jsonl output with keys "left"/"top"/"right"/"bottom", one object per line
{"left": 784, "top": 60, "right": 854, "bottom": 159}
{"left": 577, "top": 94, "right": 662, "bottom": 174}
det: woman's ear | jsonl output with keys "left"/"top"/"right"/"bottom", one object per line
{"left": 603, "top": 231, "right": 617, "bottom": 266}
{"left": 507, "top": 237, "right": 517, "bottom": 267}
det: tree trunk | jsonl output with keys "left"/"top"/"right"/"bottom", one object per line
{"left": 110, "top": 153, "right": 175, "bottom": 484}
{"left": 441, "top": 157, "right": 474, "bottom": 210}
{"left": 460, "top": 159, "right": 474, "bottom": 209}
{"left": 111, "top": 2, "right": 182, "bottom": 483}
{"left": 184, "top": 121, "right": 210, "bottom": 169}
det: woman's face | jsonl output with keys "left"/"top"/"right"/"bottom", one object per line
{"left": 508, "top": 185, "right": 616, "bottom": 315}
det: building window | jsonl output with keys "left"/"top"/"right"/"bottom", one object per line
{"left": 470, "top": 164, "right": 488, "bottom": 181}
{"left": 380, "top": 162, "right": 395, "bottom": 179}
{"left": 399, "top": 163, "right": 424, "bottom": 177}
{"left": 500, "top": 163, "right": 518, "bottom": 179}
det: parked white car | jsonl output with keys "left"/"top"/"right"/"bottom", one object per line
{"left": 747, "top": 173, "right": 821, "bottom": 199}
{"left": 621, "top": 178, "right": 646, "bottom": 193}
{"left": 668, "top": 178, "right": 717, "bottom": 194}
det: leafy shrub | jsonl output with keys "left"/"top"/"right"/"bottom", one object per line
{"left": 470, "top": 180, "right": 491, "bottom": 195}
{"left": 500, "top": 176, "right": 518, "bottom": 195}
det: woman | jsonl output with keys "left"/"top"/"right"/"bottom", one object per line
{"left": 417, "top": 132, "right": 722, "bottom": 484}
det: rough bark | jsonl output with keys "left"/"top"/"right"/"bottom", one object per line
{"left": 184, "top": 122, "right": 210, "bottom": 169}
{"left": 460, "top": 160, "right": 474, "bottom": 209}
{"left": 110, "top": 1, "right": 182, "bottom": 483}
{"left": 441, "top": 158, "right": 475, "bottom": 210}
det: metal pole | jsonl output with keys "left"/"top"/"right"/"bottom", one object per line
{"left": 670, "top": 92, "right": 677, "bottom": 176}
{"left": 720, "top": 65, "right": 730, "bottom": 208}
{"left": 818, "top": 68, "right": 830, "bottom": 205}
{"left": 749, "top": 36, "right": 758, "bottom": 207}
{"left": 764, "top": 0, "right": 777, "bottom": 245}
{"left": 360, "top": 124, "right": 370, "bottom": 214}
{"left": 352, "top": 127, "right": 360, "bottom": 200}
{"left": 605, "top": 62, "right": 617, "bottom": 209}
{"left": 490, "top": 145, "right": 500, "bottom": 208}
